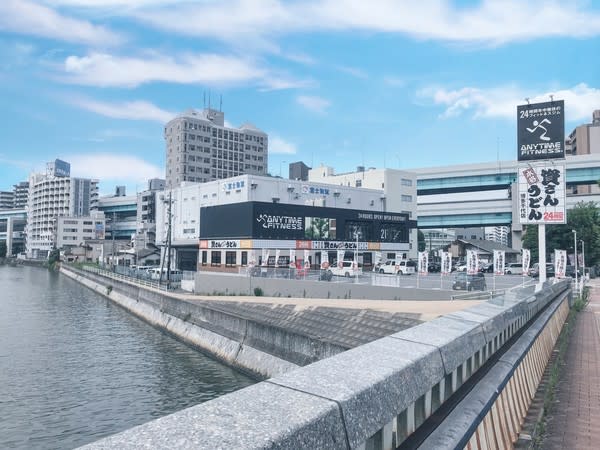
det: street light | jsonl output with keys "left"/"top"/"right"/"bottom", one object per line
{"left": 580, "top": 239, "right": 585, "bottom": 283}
{"left": 572, "top": 229, "right": 578, "bottom": 292}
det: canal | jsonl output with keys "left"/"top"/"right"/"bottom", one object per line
{"left": 0, "top": 265, "right": 254, "bottom": 450}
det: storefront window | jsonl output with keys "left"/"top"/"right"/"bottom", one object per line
{"left": 225, "top": 251, "right": 236, "bottom": 267}
{"left": 201, "top": 251, "right": 207, "bottom": 266}
{"left": 211, "top": 251, "right": 221, "bottom": 266}
{"left": 241, "top": 251, "right": 247, "bottom": 266}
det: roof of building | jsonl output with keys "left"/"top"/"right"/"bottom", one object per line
{"left": 456, "top": 238, "right": 520, "bottom": 254}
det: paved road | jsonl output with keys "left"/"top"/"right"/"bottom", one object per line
{"left": 542, "top": 278, "right": 600, "bottom": 449}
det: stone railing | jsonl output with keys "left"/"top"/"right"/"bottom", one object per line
{"left": 81, "top": 279, "right": 571, "bottom": 450}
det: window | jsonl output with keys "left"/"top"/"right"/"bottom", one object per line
{"left": 401, "top": 178, "right": 413, "bottom": 186}
{"left": 211, "top": 251, "right": 221, "bottom": 266}
{"left": 401, "top": 195, "right": 413, "bottom": 202}
{"left": 355, "top": 179, "right": 362, "bottom": 187}
{"left": 225, "top": 251, "right": 236, "bottom": 267}
{"left": 201, "top": 251, "right": 207, "bottom": 266}
{"left": 241, "top": 251, "right": 247, "bottom": 266}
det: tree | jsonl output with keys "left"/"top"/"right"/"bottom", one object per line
{"left": 418, "top": 230, "right": 426, "bottom": 252}
{"left": 522, "top": 202, "right": 600, "bottom": 267}
{"left": 0, "top": 241, "right": 7, "bottom": 258}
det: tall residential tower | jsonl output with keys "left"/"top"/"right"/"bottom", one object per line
{"left": 165, "top": 108, "right": 268, "bottom": 189}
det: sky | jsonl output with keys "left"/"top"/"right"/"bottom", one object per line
{"left": 0, "top": 0, "right": 599, "bottom": 196}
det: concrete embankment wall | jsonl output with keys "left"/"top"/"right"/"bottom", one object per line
{"left": 80, "top": 279, "right": 572, "bottom": 450}
{"left": 195, "top": 272, "right": 456, "bottom": 300}
{"left": 61, "top": 266, "right": 330, "bottom": 379}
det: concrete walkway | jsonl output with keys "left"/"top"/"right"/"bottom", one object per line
{"left": 543, "top": 278, "right": 600, "bottom": 449}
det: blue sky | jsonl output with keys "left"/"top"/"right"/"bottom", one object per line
{"left": 1, "top": 0, "right": 599, "bottom": 195}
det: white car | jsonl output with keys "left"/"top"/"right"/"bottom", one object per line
{"left": 330, "top": 261, "right": 361, "bottom": 278}
{"left": 377, "top": 259, "right": 416, "bottom": 275}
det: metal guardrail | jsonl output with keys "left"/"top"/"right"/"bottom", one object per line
{"left": 77, "top": 265, "right": 179, "bottom": 291}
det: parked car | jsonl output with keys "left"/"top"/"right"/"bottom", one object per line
{"left": 528, "top": 263, "right": 555, "bottom": 278}
{"left": 452, "top": 272, "right": 487, "bottom": 291}
{"left": 428, "top": 262, "right": 441, "bottom": 273}
{"left": 378, "top": 259, "right": 416, "bottom": 275}
{"left": 564, "top": 265, "right": 582, "bottom": 278}
{"left": 480, "top": 262, "right": 494, "bottom": 273}
{"left": 331, "top": 260, "right": 361, "bottom": 278}
{"left": 504, "top": 263, "right": 524, "bottom": 275}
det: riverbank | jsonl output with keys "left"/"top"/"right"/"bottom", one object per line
{"left": 60, "top": 265, "right": 451, "bottom": 379}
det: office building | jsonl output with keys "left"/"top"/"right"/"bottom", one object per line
{"left": 565, "top": 109, "right": 600, "bottom": 194}
{"left": 25, "top": 160, "right": 99, "bottom": 259}
{"left": 56, "top": 211, "right": 106, "bottom": 249}
{"left": 134, "top": 178, "right": 165, "bottom": 252}
{"left": 165, "top": 107, "right": 268, "bottom": 189}
{"left": 289, "top": 161, "right": 311, "bottom": 181}
{"left": 0, "top": 191, "right": 14, "bottom": 209}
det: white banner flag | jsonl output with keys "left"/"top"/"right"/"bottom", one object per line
{"left": 248, "top": 250, "right": 256, "bottom": 267}
{"left": 337, "top": 250, "right": 345, "bottom": 269}
{"left": 289, "top": 249, "right": 296, "bottom": 268}
{"left": 275, "top": 249, "right": 281, "bottom": 267}
{"left": 493, "top": 250, "right": 505, "bottom": 275}
{"left": 441, "top": 252, "right": 452, "bottom": 275}
{"left": 467, "top": 250, "right": 479, "bottom": 275}
{"left": 261, "top": 248, "right": 269, "bottom": 266}
{"left": 321, "top": 251, "right": 330, "bottom": 269}
{"left": 418, "top": 251, "right": 429, "bottom": 275}
{"left": 303, "top": 249, "right": 310, "bottom": 269}
{"left": 555, "top": 249, "right": 566, "bottom": 278}
{"left": 522, "top": 249, "right": 531, "bottom": 274}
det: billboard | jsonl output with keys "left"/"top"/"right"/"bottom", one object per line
{"left": 54, "top": 159, "right": 71, "bottom": 177}
{"left": 518, "top": 163, "right": 566, "bottom": 224}
{"left": 517, "top": 100, "right": 564, "bottom": 161}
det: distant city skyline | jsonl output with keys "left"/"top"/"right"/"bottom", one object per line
{"left": 0, "top": 1, "right": 599, "bottom": 195}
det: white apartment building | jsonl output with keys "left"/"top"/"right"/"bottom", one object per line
{"left": 484, "top": 226, "right": 509, "bottom": 246}
{"left": 25, "top": 160, "right": 99, "bottom": 259}
{"left": 165, "top": 108, "right": 268, "bottom": 189}
{"left": 308, "top": 165, "right": 418, "bottom": 258}
{"left": 57, "top": 211, "right": 106, "bottom": 248}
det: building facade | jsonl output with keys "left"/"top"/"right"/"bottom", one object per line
{"left": 289, "top": 161, "right": 311, "bottom": 181}
{"left": 56, "top": 211, "right": 106, "bottom": 249}
{"left": 156, "top": 175, "right": 416, "bottom": 271}
{"left": 0, "top": 191, "right": 14, "bottom": 209}
{"left": 165, "top": 108, "right": 268, "bottom": 189}
{"left": 565, "top": 109, "right": 600, "bottom": 194}
{"left": 134, "top": 178, "right": 165, "bottom": 252}
{"left": 25, "top": 160, "right": 99, "bottom": 258}
{"left": 13, "top": 181, "right": 29, "bottom": 209}
{"left": 308, "top": 165, "right": 418, "bottom": 258}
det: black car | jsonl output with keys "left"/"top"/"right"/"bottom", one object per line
{"left": 428, "top": 262, "right": 441, "bottom": 273}
{"left": 452, "top": 272, "right": 487, "bottom": 291}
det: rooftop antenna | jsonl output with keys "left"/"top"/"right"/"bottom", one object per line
{"left": 549, "top": 94, "right": 554, "bottom": 102}
{"left": 525, "top": 97, "right": 530, "bottom": 105}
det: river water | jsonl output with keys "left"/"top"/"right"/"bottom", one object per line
{"left": 0, "top": 265, "right": 254, "bottom": 449}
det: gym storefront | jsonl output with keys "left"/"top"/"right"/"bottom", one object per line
{"left": 198, "top": 201, "right": 415, "bottom": 270}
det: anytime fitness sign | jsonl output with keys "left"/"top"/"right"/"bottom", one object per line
{"left": 517, "top": 100, "right": 564, "bottom": 161}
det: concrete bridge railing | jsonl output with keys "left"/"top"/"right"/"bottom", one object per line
{"left": 82, "top": 279, "right": 572, "bottom": 450}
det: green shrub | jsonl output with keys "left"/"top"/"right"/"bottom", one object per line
{"left": 254, "top": 287, "right": 264, "bottom": 297}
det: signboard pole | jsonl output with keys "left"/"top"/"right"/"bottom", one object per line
{"left": 538, "top": 223, "right": 546, "bottom": 288}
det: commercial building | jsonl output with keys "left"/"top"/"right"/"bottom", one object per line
{"left": 308, "top": 165, "right": 418, "bottom": 258}
{"left": 134, "top": 178, "right": 165, "bottom": 252}
{"left": 56, "top": 211, "right": 106, "bottom": 249}
{"left": 289, "top": 161, "right": 311, "bottom": 181}
{"left": 25, "top": 159, "right": 99, "bottom": 259}
{"left": 0, "top": 209, "right": 26, "bottom": 256}
{"left": 565, "top": 109, "right": 600, "bottom": 194}
{"left": 165, "top": 108, "right": 268, "bottom": 189}
{"left": 156, "top": 175, "right": 416, "bottom": 271}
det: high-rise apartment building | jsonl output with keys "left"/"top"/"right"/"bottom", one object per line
{"left": 13, "top": 181, "right": 29, "bottom": 209}
{"left": 165, "top": 108, "right": 268, "bottom": 189}
{"left": 26, "top": 159, "right": 99, "bottom": 259}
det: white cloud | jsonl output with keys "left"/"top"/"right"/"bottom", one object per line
{"left": 418, "top": 83, "right": 600, "bottom": 122}
{"left": 61, "top": 51, "right": 306, "bottom": 89}
{"left": 0, "top": 0, "right": 122, "bottom": 46}
{"left": 334, "top": 65, "right": 368, "bottom": 79}
{"left": 67, "top": 153, "right": 163, "bottom": 183}
{"left": 68, "top": 96, "right": 175, "bottom": 123}
{"left": 120, "top": 0, "right": 600, "bottom": 46}
{"left": 269, "top": 136, "right": 297, "bottom": 155}
{"left": 297, "top": 95, "right": 331, "bottom": 114}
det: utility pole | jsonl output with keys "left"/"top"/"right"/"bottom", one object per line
{"left": 159, "top": 192, "right": 173, "bottom": 289}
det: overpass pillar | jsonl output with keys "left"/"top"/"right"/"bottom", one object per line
{"left": 510, "top": 182, "right": 523, "bottom": 251}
